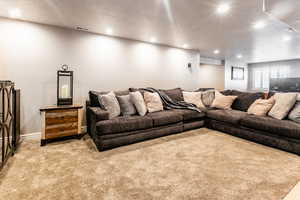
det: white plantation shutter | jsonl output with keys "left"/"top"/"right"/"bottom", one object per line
{"left": 249, "top": 62, "right": 291, "bottom": 91}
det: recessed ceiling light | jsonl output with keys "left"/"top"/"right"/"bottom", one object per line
{"left": 150, "top": 37, "right": 157, "bottom": 43}
{"left": 183, "top": 44, "right": 188, "bottom": 49}
{"left": 253, "top": 21, "right": 266, "bottom": 29}
{"left": 216, "top": 3, "right": 230, "bottom": 15}
{"left": 106, "top": 28, "right": 113, "bottom": 35}
{"left": 237, "top": 54, "right": 243, "bottom": 59}
{"left": 282, "top": 35, "right": 292, "bottom": 42}
{"left": 9, "top": 8, "right": 22, "bottom": 18}
{"left": 214, "top": 49, "right": 220, "bottom": 54}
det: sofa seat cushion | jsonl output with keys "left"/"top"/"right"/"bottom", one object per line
{"left": 174, "top": 109, "right": 205, "bottom": 121}
{"left": 96, "top": 115, "right": 153, "bottom": 135}
{"left": 240, "top": 115, "right": 300, "bottom": 140}
{"left": 147, "top": 110, "right": 183, "bottom": 127}
{"left": 207, "top": 109, "right": 247, "bottom": 125}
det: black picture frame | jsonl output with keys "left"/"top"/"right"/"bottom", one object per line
{"left": 231, "top": 66, "right": 244, "bottom": 80}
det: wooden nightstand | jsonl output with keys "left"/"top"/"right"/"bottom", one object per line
{"left": 40, "top": 104, "right": 83, "bottom": 146}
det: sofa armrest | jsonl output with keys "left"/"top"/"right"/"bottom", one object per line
{"left": 88, "top": 107, "right": 109, "bottom": 121}
{"left": 86, "top": 106, "right": 109, "bottom": 137}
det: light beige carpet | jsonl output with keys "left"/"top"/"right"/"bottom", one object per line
{"left": 0, "top": 128, "right": 300, "bottom": 200}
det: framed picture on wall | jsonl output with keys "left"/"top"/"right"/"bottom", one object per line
{"left": 231, "top": 66, "right": 244, "bottom": 80}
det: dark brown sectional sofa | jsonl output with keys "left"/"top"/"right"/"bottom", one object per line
{"left": 86, "top": 88, "right": 300, "bottom": 155}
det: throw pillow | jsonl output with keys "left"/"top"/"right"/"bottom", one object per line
{"left": 129, "top": 88, "right": 147, "bottom": 97}
{"left": 201, "top": 89, "right": 215, "bottom": 107}
{"left": 160, "top": 88, "right": 183, "bottom": 102}
{"left": 182, "top": 91, "right": 205, "bottom": 108}
{"left": 130, "top": 91, "right": 147, "bottom": 116}
{"left": 89, "top": 90, "right": 129, "bottom": 107}
{"left": 211, "top": 90, "right": 237, "bottom": 110}
{"left": 144, "top": 92, "right": 164, "bottom": 113}
{"left": 230, "top": 90, "right": 263, "bottom": 112}
{"left": 116, "top": 95, "right": 136, "bottom": 116}
{"left": 288, "top": 102, "right": 300, "bottom": 123}
{"left": 268, "top": 93, "right": 297, "bottom": 120}
{"left": 247, "top": 98, "right": 275, "bottom": 116}
{"left": 98, "top": 91, "right": 121, "bottom": 119}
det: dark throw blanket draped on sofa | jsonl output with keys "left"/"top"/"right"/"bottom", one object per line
{"left": 142, "top": 87, "right": 202, "bottom": 113}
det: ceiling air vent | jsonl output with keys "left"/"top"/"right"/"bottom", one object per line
{"left": 200, "top": 57, "right": 224, "bottom": 66}
{"left": 76, "top": 26, "right": 89, "bottom": 31}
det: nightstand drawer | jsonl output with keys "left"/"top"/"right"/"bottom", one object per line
{"left": 45, "top": 110, "right": 78, "bottom": 126}
{"left": 45, "top": 129, "right": 78, "bottom": 139}
{"left": 45, "top": 123, "right": 78, "bottom": 134}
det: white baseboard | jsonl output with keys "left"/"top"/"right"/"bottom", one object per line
{"left": 21, "top": 132, "right": 41, "bottom": 140}
{"left": 21, "top": 126, "right": 87, "bottom": 141}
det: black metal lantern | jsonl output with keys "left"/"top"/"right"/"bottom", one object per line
{"left": 57, "top": 65, "right": 73, "bottom": 106}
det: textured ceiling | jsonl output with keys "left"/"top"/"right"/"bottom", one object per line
{"left": 0, "top": 0, "right": 299, "bottom": 63}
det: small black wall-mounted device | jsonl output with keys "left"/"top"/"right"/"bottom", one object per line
{"left": 188, "top": 63, "right": 192, "bottom": 68}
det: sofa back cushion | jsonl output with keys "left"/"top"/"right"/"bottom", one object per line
{"left": 144, "top": 92, "right": 164, "bottom": 113}
{"left": 89, "top": 90, "right": 129, "bottom": 107}
{"left": 160, "top": 88, "right": 183, "bottom": 102}
{"left": 195, "top": 88, "right": 214, "bottom": 92}
{"left": 230, "top": 90, "right": 263, "bottom": 111}
{"left": 98, "top": 92, "right": 121, "bottom": 119}
{"left": 129, "top": 88, "right": 148, "bottom": 96}
{"left": 268, "top": 93, "right": 297, "bottom": 120}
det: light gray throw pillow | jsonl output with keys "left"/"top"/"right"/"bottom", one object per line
{"left": 288, "top": 102, "right": 300, "bottom": 123}
{"left": 98, "top": 91, "right": 121, "bottom": 119}
{"left": 116, "top": 95, "right": 136, "bottom": 116}
{"left": 268, "top": 93, "right": 297, "bottom": 120}
{"left": 130, "top": 91, "right": 147, "bottom": 116}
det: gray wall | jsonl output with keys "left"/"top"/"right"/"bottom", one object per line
{"left": 198, "top": 64, "right": 224, "bottom": 90}
{"left": 0, "top": 18, "right": 206, "bottom": 134}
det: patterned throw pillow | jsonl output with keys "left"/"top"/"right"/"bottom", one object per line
{"left": 201, "top": 90, "right": 215, "bottom": 107}
{"left": 182, "top": 91, "right": 205, "bottom": 108}
{"left": 211, "top": 90, "right": 237, "bottom": 110}
{"left": 268, "top": 93, "right": 297, "bottom": 120}
{"left": 144, "top": 92, "right": 164, "bottom": 113}
{"left": 116, "top": 95, "right": 136, "bottom": 116}
{"left": 247, "top": 98, "right": 275, "bottom": 116}
{"left": 130, "top": 91, "right": 147, "bottom": 116}
{"left": 98, "top": 91, "right": 121, "bottom": 119}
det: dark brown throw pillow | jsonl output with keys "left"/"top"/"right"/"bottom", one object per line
{"left": 230, "top": 90, "right": 263, "bottom": 112}
{"left": 160, "top": 88, "right": 183, "bottom": 102}
{"left": 220, "top": 90, "right": 233, "bottom": 96}
{"left": 89, "top": 91, "right": 102, "bottom": 107}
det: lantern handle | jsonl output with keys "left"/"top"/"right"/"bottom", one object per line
{"left": 61, "top": 64, "right": 69, "bottom": 71}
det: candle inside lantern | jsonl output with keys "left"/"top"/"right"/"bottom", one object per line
{"left": 61, "top": 84, "right": 69, "bottom": 98}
